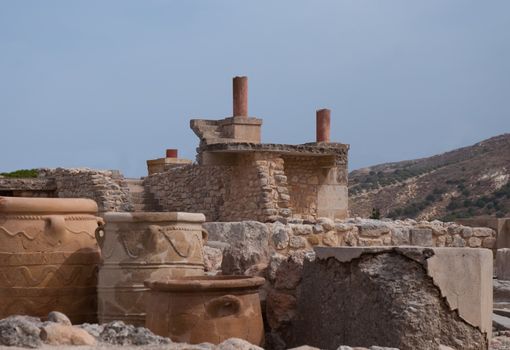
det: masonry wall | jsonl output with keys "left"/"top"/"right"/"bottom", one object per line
{"left": 145, "top": 165, "right": 233, "bottom": 221}
{"left": 39, "top": 168, "right": 131, "bottom": 213}
{"left": 145, "top": 153, "right": 294, "bottom": 222}
{"left": 203, "top": 218, "right": 498, "bottom": 349}
{"left": 220, "top": 154, "right": 271, "bottom": 222}
{"left": 284, "top": 156, "right": 322, "bottom": 220}
{"left": 283, "top": 155, "right": 348, "bottom": 221}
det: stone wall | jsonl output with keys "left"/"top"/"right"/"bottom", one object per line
{"left": 38, "top": 168, "right": 131, "bottom": 213}
{"left": 283, "top": 155, "right": 348, "bottom": 221}
{"left": 145, "top": 153, "right": 293, "bottom": 222}
{"left": 203, "top": 218, "right": 497, "bottom": 350}
{"left": 0, "top": 177, "right": 56, "bottom": 197}
{"left": 145, "top": 165, "right": 233, "bottom": 222}
{"left": 283, "top": 156, "right": 321, "bottom": 220}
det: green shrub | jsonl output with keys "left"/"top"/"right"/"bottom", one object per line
{"left": 0, "top": 169, "right": 38, "bottom": 178}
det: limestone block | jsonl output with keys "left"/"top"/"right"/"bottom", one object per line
{"left": 293, "top": 246, "right": 492, "bottom": 350}
{"left": 390, "top": 227, "right": 410, "bottom": 245}
{"left": 271, "top": 222, "right": 290, "bottom": 250}
{"left": 289, "top": 236, "right": 307, "bottom": 249}
{"left": 410, "top": 228, "right": 433, "bottom": 246}
{"left": 40, "top": 323, "right": 96, "bottom": 346}
{"left": 497, "top": 248, "right": 510, "bottom": 281}
{"left": 204, "top": 222, "right": 270, "bottom": 275}
{"left": 473, "top": 227, "right": 493, "bottom": 237}
{"left": 357, "top": 220, "right": 391, "bottom": 237}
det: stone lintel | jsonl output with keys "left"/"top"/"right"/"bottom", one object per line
{"left": 219, "top": 116, "right": 263, "bottom": 126}
{"left": 201, "top": 142, "right": 349, "bottom": 158}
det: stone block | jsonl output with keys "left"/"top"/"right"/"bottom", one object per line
{"left": 496, "top": 248, "right": 510, "bottom": 281}
{"left": 410, "top": 228, "right": 433, "bottom": 246}
{"left": 391, "top": 227, "right": 410, "bottom": 245}
{"left": 357, "top": 221, "right": 391, "bottom": 237}
{"left": 292, "top": 246, "right": 492, "bottom": 350}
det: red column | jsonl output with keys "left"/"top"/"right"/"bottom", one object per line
{"left": 233, "top": 76, "right": 248, "bottom": 117}
{"left": 316, "top": 109, "right": 331, "bottom": 143}
{"left": 166, "top": 149, "right": 178, "bottom": 158}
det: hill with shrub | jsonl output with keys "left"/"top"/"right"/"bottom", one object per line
{"left": 349, "top": 134, "right": 510, "bottom": 221}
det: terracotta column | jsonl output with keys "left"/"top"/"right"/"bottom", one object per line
{"left": 233, "top": 76, "right": 248, "bottom": 117}
{"left": 166, "top": 149, "right": 178, "bottom": 158}
{"left": 316, "top": 109, "right": 331, "bottom": 143}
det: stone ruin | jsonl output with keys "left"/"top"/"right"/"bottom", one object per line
{"left": 0, "top": 76, "right": 508, "bottom": 350}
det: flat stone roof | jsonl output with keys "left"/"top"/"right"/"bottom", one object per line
{"left": 201, "top": 142, "right": 349, "bottom": 157}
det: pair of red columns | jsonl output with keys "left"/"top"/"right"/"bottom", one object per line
{"left": 233, "top": 76, "right": 331, "bottom": 143}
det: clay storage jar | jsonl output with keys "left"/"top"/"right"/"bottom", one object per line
{"left": 97, "top": 212, "right": 206, "bottom": 326}
{"left": 144, "top": 275, "right": 265, "bottom": 346}
{"left": 0, "top": 196, "right": 102, "bottom": 323}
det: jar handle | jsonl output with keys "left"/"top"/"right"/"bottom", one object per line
{"left": 95, "top": 224, "right": 106, "bottom": 248}
{"left": 201, "top": 227, "right": 208, "bottom": 242}
{"left": 205, "top": 295, "right": 242, "bottom": 318}
{"left": 46, "top": 216, "right": 66, "bottom": 238}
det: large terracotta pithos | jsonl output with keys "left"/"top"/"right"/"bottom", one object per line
{"left": 96, "top": 212, "right": 206, "bottom": 326}
{"left": 0, "top": 196, "right": 102, "bottom": 323}
{"left": 144, "top": 275, "right": 265, "bottom": 345}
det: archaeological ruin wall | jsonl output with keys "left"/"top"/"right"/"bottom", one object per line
{"left": 0, "top": 168, "right": 132, "bottom": 213}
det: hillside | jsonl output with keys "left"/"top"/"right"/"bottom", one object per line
{"left": 349, "top": 134, "right": 510, "bottom": 221}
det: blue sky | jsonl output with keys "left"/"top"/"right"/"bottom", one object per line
{"left": 1, "top": 1, "right": 509, "bottom": 177}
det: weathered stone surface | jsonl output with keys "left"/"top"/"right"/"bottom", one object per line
{"left": 494, "top": 279, "right": 510, "bottom": 309}
{"left": 274, "top": 251, "right": 312, "bottom": 290}
{"left": 47, "top": 311, "right": 72, "bottom": 326}
{"left": 0, "top": 314, "right": 267, "bottom": 349}
{"left": 40, "top": 323, "right": 96, "bottom": 345}
{"left": 289, "top": 236, "right": 307, "bottom": 249}
{"left": 469, "top": 237, "right": 483, "bottom": 247}
{"left": 426, "top": 248, "right": 493, "bottom": 336}
{"left": 391, "top": 227, "right": 410, "bottom": 245}
{"left": 357, "top": 220, "right": 391, "bottom": 237}
{"left": 462, "top": 227, "right": 474, "bottom": 238}
{"left": 0, "top": 315, "right": 42, "bottom": 348}
{"left": 203, "top": 245, "right": 223, "bottom": 272}
{"left": 335, "top": 347, "right": 400, "bottom": 350}
{"left": 474, "top": 227, "right": 494, "bottom": 237}
{"left": 322, "top": 230, "right": 338, "bottom": 246}
{"left": 272, "top": 222, "right": 290, "bottom": 250}
{"left": 95, "top": 321, "right": 171, "bottom": 345}
{"left": 483, "top": 237, "right": 497, "bottom": 249}
{"left": 291, "top": 224, "right": 313, "bottom": 236}
{"left": 267, "top": 253, "right": 287, "bottom": 283}
{"left": 452, "top": 234, "right": 467, "bottom": 247}
{"left": 293, "top": 247, "right": 491, "bottom": 350}
{"left": 410, "top": 228, "right": 433, "bottom": 246}
{"left": 317, "top": 217, "right": 335, "bottom": 231}
{"left": 493, "top": 313, "right": 510, "bottom": 331}
{"left": 216, "top": 337, "right": 263, "bottom": 350}
{"left": 497, "top": 249, "right": 510, "bottom": 281}
{"left": 205, "top": 221, "right": 269, "bottom": 275}
{"left": 266, "top": 289, "right": 297, "bottom": 330}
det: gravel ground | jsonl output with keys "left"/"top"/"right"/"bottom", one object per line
{"left": 491, "top": 332, "right": 510, "bottom": 350}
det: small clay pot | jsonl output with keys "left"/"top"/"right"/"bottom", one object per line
{"left": 144, "top": 275, "right": 265, "bottom": 345}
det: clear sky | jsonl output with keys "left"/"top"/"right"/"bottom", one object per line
{"left": 1, "top": 1, "right": 509, "bottom": 178}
